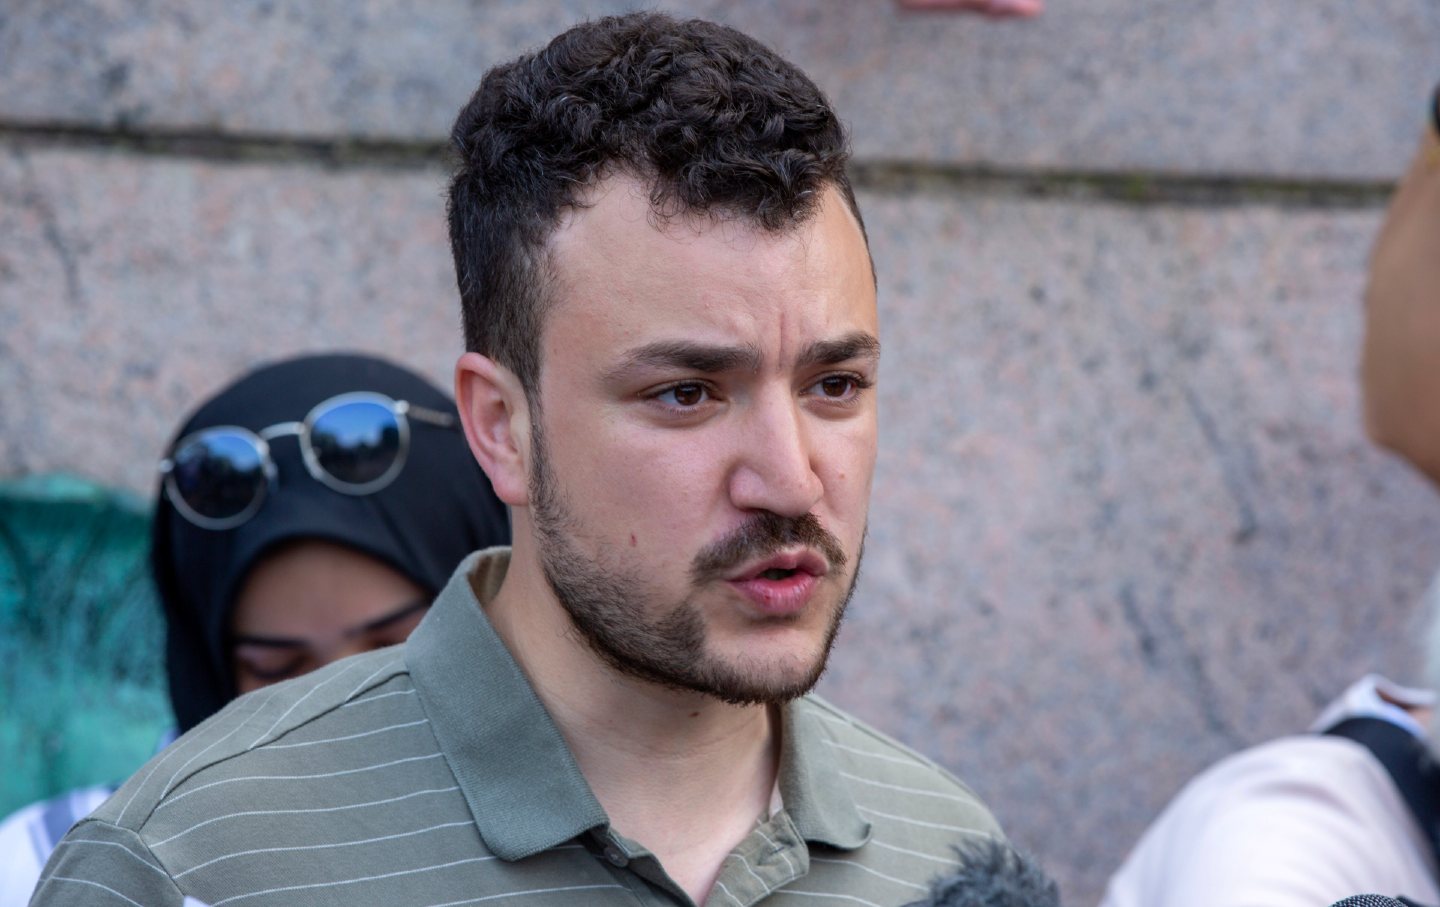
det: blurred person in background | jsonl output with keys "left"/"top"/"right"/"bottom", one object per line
{"left": 1099, "top": 85, "right": 1440, "bottom": 907}
{"left": 0, "top": 352, "right": 508, "bottom": 904}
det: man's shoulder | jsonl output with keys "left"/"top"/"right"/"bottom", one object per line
{"left": 797, "top": 694, "right": 1002, "bottom": 841}
{"left": 91, "top": 648, "right": 420, "bottom": 836}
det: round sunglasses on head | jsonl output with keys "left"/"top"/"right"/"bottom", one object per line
{"left": 159, "top": 392, "right": 457, "bottom": 530}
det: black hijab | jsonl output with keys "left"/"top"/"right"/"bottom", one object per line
{"left": 153, "top": 353, "right": 510, "bottom": 732}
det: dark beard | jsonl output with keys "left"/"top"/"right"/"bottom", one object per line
{"left": 528, "top": 419, "right": 860, "bottom": 705}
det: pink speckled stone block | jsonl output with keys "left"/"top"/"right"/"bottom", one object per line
{"left": 820, "top": 191, "right": 1440, "bottom": 900}
{"left": 0, "top": 146, "right": 461, "bottom": 492}
{"left": 5, "top": 143, "right": 1439, "bottom": 903}
{"left": 2, "top": 2, "right": 1439, "bottom": 180}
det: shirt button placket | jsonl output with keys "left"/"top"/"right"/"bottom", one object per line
{"left": 604, "top": 844, "right": 630, "bottom": 868}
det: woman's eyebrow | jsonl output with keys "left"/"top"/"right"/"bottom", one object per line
{"left": 346, "top": 599, "right": 432, "bottom": 637}
{"left": 231, "top": 600, "right": 431, "bottom": 649}
{"left": 230, "top": 634, "right": 308, "bottom": 649}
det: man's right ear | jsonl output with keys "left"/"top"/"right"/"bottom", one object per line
{"left": 455, "top": 352, "right": 532, "bottom": 507}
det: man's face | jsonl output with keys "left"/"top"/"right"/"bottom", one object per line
{"left": 528, "top": 178, "right": 878, "bottom": 704}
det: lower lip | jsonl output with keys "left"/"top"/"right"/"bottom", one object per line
{"left": 728, "top": 573, "right": 819, "bottom": 616}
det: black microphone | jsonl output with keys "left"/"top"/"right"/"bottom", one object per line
{"left": 903, "top": 839, "right": 1060, "bottom": 906}
{"left": 1328, "top": 897, "right": 1434, "bottom": 907}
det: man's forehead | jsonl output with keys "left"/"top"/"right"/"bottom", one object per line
{"left": 560, "top": 184, "right": 855, "bottom": 272}
{"left": 547, "top": 176, "right": 870, "bottom": 286}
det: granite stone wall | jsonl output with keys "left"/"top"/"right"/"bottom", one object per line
{"left": 3, "top": 2, "right": 1440, "bottom": 902}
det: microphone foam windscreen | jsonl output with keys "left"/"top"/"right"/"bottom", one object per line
{"left": 907, "top": 838, "right": 1061, "bottom": 907}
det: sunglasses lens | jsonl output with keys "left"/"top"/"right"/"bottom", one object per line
{"left": 169, "top": 431, "right": 267, "bottom": 523}
{"left": 308, "top": 399, "right": 402, "bottom": 488}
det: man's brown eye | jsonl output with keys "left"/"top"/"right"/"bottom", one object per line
{"left": 820, "top": 376, "right": 853, "bottom": 397}
{"left": 672, "top": 384, "right": 704, "bottom": 406}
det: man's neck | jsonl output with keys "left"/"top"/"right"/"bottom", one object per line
{"left": 484, "top": 544, "right": 781, "bottom": 903}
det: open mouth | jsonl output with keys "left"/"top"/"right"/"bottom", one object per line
{"left": 727, "top": 551, "right": 827, "bottom": 614}
{"left": 729, "top": 548, "right": 829, "bottom": 584}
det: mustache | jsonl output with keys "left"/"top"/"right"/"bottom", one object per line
{"left": 690, "top": 512, "right": 847, "bottom": 583}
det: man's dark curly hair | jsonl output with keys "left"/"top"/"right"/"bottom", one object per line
{"left": 446, "top": 12, "right": 866, "bottom": 395}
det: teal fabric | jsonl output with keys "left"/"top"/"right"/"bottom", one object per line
{"left": 0, "top": 475, "right": 171, "bottom": 819}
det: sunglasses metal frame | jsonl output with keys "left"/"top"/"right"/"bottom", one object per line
{"left": 158, "top": 391, "right": 456, "bottom": 530}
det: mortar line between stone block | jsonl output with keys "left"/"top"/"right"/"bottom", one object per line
{"left": 0, "top": 121, "right": 1398, "bottom": 208}
{"left": 850, "top": 160, "right": 1396, "bottom": 209}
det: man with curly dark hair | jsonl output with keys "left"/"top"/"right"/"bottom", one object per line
{"left": 33, "top": 14, "right": 1003, "bottom": 906}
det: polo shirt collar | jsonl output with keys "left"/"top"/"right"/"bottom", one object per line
{"left": 407, "top": 547, "right": 870, "bottom": 858}
{"left": 406, "top": 547, "right": 608, "bottom": 861}
{"left": 779, "top": 701, "right": 871, "bottom": 850}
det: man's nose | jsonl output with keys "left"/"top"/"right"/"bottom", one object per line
{"left": 726, "top": 393, "right": 825, "bottom": 518}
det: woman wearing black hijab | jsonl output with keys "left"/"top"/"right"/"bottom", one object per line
{"left": 154, "top": 352, "right": 509, "bottom": 732}
{"left": 0, "top": 353, "right": 509, "bottom": 902}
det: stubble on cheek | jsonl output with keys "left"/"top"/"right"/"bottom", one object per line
{"left": 529, "top": 410, "right": 866, "bottom": 704}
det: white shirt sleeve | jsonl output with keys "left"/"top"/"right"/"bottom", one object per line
{"left": 0, "top": 786, "right": 116, "bottom": 907}
{"left": 1100, "top": 736, "right": 1440, "bottom": 907}
{"left": 0, "top": 800, "right": 48, "bottom": 907}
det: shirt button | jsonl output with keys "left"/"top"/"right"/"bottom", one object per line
{"left": 604, "top": 846, "right": 628, "bottom": 867}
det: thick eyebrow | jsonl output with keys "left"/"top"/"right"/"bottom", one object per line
{"left": 797, "top": 332, "right": 881, "bottom": 369}
{"left": 605, "top": 340, "right": 764, "bottom": 381}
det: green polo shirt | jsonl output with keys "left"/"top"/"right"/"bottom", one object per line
{"left": 33, "top": 548, "right": 1002, "bottom": 907}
